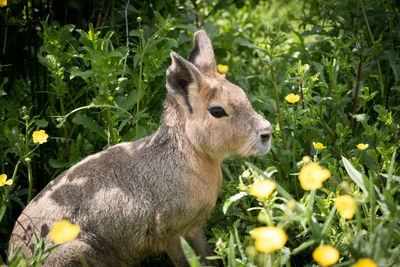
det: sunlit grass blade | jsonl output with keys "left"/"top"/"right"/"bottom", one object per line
{"left": 223, "top": 192, "right": 247, "bottom": 214}
{"left": 341, "top": 156, "right": 368, "bottom": 194}
{"left": 180, "top": 238, "right": 203, "bottom": 267}
{"left": 321, "top": 206, "right": 337, "bottom": 237}
{"left": 292, "top": 240, "right": 317, "bottom": 255}
{"left": 233, "top": 220, "right": 247, "bottom": 265}
{"left": 228, "top": 233, "right": 236, "bottom": 267}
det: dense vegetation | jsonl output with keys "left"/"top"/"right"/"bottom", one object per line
{"left": 1, "top": 0, "right": 399, "bottom": 266}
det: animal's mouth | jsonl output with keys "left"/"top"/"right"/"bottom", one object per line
{"left": 239, "top": 136, "right": 271, "bottom": 157}
{"left": 250, "top": 138, "right": 271, "bottom": 156}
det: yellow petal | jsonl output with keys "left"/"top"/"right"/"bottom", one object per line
{"left": 335, "top": 195, "right": 355, "bottom": 219}
{"left": 249, "top": 180, "right": 276, "bottom": 199}
{"left": 251, "top": 226, "right": 287, "bottom": 253}
{"left": 298, "top": 162, "right": 331, "bottom": 190}
{"left": 217, "top": 64, "right": 229, "bottom": 74}
{"left": 312, "top": 245, "right": 340, "bottom": 266}
{"left": 313, "top": 142, "right": 326, "bottom": 150}
{"left": 33, "top": 129, "right": 49, "bottom": 144}
{"left": 285, "top": 93, "right": 300, "bottom": 104}
{"left": 5, "top": 179, "right": 13, "bottom": 186}
{"left": 49, "top": 220, "right": 80, "bottom": 244}
{"left": 352, "top": 258, "right": 377, "bottom": 267}
{"left": 0, "top": 0, "right": 7, "bottom": 7}
{"left": 356, "top": 143, "right": 369, "bottom": 150}
{"left": 0, "top": 174, "right": 7, "bottom": 187}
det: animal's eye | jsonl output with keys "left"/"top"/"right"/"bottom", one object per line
{"left": 208, "top": 106, "right": 228, "bottom": 118}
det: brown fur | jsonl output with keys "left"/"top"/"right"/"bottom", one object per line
{"left": 9, "top": 30, "right": 272, "bottom": 266}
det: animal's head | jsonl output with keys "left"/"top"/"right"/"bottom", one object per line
{"left": 165, "top": 30, "right": 272, "bottom": 159}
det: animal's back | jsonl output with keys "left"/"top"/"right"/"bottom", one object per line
{"left": 9, "top": 135, "right": 201, "bottom": 265}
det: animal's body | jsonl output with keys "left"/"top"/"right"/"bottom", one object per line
{"left": 9, "top": 30, "right": 272, "bottom": 266}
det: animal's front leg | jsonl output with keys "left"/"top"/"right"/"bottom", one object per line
{"left": 165, "top": 235, "right": 190, "bottom": 267}
{"left": 185, "top": 226, "right": 219, "bottom": 266}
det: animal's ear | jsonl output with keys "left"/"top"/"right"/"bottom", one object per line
{"left": 188, "top": 30, "right": 217, "bottom": 74}
{"left": 166, "top": 51, "right": 203, "bottom": 113}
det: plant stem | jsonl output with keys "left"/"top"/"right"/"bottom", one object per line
{"left": 351, "top": 55, "right": 363, "bottom": 115}
{"left": 106, "top": 108, "right": 114, "bottom": 146}
{"left": 360, "top": 0, "right": 385, "bottom": 98}
{"left": 271, "top": 65, "right": 287, "bottom": 150}
{"left": 25, "top": 117, "right": 33, "bottom": 204}
{"left": 62, "top": 104, "right": 135, "bottom": 120}
{"left": 26, "top": 160, "right": 33, "bottom": 204}
{"left": 122, "top": 0, "right": 131, "bottom": 77}
{"left": 136, "top": 21, "right": 143, "bottom": 137}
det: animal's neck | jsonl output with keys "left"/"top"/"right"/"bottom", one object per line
{"left": 153, "top": 98, "right": 223, "bottom": 193}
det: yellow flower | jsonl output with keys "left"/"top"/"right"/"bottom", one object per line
{"left": 298, "top": 162, "right": 331, "bottom": 190}
{"left": 250, "top": 226, "right": 287, "bottom": 253}
{"left": 335, "top": 195, "right": 355, "bottom": 219}
{"left": 49, "top": 220, "right": 80, "bottom": 244}
{"left": 0, "top": 174, "right": 13, "bottom": 187}
{"left": 285, "top": 93, "right": 300, "bottom": 104}
{"left": 0, "top": 0, "right": 7, "bottom": 7}
{"left": 356, "top": 143, "right": 369, "bottom": 150}
{"left": 313, "top": 142, "right": 326, "bottom": 150}
{"left": 32, "top": 130, "right": 49, "bottom": 144}
{"left": 217, "top": 64, "right": 229, "bottom": 74}
{"left": 249, "top": 180, "right": 276, "bottom": 199}
{"left": 137, "top": 16, "right": 142, "bottom": 22}
{"left": 312, "top": 245, "right": 340, "bottom": 266}
{"left": 352, "top": 258, "right": 377, "bottom": 267}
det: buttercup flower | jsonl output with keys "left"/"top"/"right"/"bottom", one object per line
{"left": 0, "top": 0, "right": 7, "bottom": 7}
{"left": 356, "top": 143, "right": 369, "bottom": 150}
{"left": 352, "top": 258, "right": 377, "bottom": 267}
{"left": 312, "top": 245, "right": 340, "bottom": 266}
{"left": 33, "top": 130, "right": 49, "bottom": 144}
{"left": 217, "top": 64, "right": 229, "bottom": 74}
{"left": 335, "top": 195, "right": 355, "bottom": 219}
{"left": 298, "top": 162, "right": 331, "bottom": 190}
{"left": 0, "top": 174, "right": 12, "bottom": 187}
{"left": 250, "top": 226, "right": 287, "bottom": 253}
{"left": 249, "top": 180, "right": 276, "bottom": 199}
{"left": 313, "top": 142, "right": 326, "bottom": 150}
{"left": 49, "top": 220, "right": 80, "bottom": 244}
{"left": 285, "top": 93, "right": 300, "bottom": 104}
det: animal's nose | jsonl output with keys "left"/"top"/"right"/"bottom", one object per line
{"left": 259, "top": 130, "right": 272, "bottom": 143}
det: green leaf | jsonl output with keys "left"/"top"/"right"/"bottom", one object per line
{"left": 352, "top": 113, "right": 370, "bottom": 122}
{"left": 180, "top": 238, "right": 203, "bottom": 267}
{"left": 234, "top": 38, "right": 266, "bottom": 51}
{"left": 0, "top": 205, "right": 6, "bottom": 225}
{"left": 49, "top": 158, "right": 75, "bottom": 169}
{"left": 223, "top": 192, "right": 247, "bottom": 214}
{"left": 72, "top": 114, "right": 107, "bottom": 140}
{"left": 292, "top": 239, "right": 317, "bottom": 255}
{"left": 341, "top": 156, "right": 368, "bottom": 194}
{"left": 70, "top": 69, "right": 94, "bottom": 82}
{"left": 233, "top": 220, "right": 247, "bottom": 264}
{"left": 35, "top": 119, "right": 49, "bottom": 128}
{"left": 227, "top": 234, "right": 236, "bottom": 267}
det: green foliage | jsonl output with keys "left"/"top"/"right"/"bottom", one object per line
{"left": 1, "top": 0, "right": 399, "bottom": 266}
{"left": 5, "top": 232, "right": 59, "bottom": 267}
